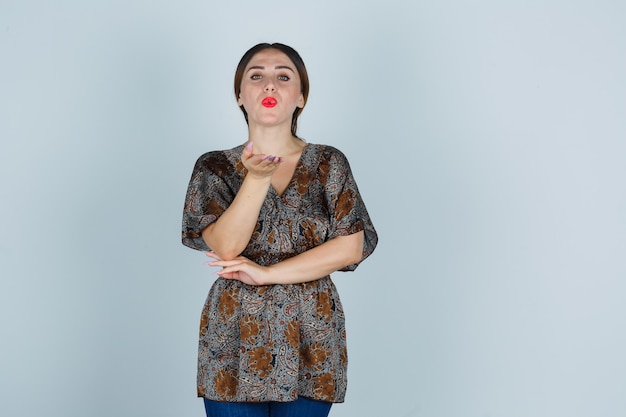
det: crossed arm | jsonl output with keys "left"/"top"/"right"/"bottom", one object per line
{"left": 201, "top": 143, "right": 364, "bottom": 286}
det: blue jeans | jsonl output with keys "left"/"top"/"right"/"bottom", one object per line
{"left": 203, "top": 397, "right": 333, "bottom": 417}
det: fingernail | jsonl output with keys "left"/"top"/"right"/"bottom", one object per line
{"left": 246, "top": 141, "right": 253, "bottom": 150}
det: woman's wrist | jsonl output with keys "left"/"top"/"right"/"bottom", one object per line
{"left": 264, "top": 264, "right": 279, "bottom": 285}
{"left": 242, "top": 173, "right": 272, "bottom": 186}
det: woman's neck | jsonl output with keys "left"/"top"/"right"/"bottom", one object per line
{"left": 247, "top": 125, "right": 304, "bottom": 155}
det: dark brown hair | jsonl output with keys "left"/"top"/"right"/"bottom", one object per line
{"left": 234, "top": 43, "right": 310, "bottom": 137}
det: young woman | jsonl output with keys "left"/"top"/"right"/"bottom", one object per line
{"left": 182, "top": 43, "right": 378, "bottom": 417}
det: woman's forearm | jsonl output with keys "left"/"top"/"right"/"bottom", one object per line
{"left": 267, "top": 231, "right": 365, "bottom": 285}
{"left": 202, "top": 175, "right": 270, "bottom": 260}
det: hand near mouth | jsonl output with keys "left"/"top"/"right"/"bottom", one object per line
{"left": 241, "top": 141, "right": 282, "bottom": 179}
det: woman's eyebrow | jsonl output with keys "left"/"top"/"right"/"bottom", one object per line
{"left": 246, "top": 65, "right": 295, "bottom": 73}
{"left": 246, "top": 66, "right": 265, "bottom": 73}
{"left": 275, "top": 65, "right": 295, "bottom": 73}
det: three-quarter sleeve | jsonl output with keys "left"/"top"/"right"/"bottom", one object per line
{"left": 182, "top": 152, "right": 236, "bottom": 252}
{"left": 324, "top": 148, "right": 378, "bottom": 271}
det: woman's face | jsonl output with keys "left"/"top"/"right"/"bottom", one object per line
{"left": 238, "top": 49, "right": 305, "bottom": 131}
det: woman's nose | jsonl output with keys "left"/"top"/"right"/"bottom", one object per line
{"left": 264, "top": 81, "right": 276, "bottom": 92}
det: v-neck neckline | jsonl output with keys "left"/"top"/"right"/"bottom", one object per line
{"left": 269, "top": 143, "right": 309, "bottom": 198}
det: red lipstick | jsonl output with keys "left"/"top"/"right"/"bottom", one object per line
{"left": 262, "top": 97, "right": 277, "bottom": 108}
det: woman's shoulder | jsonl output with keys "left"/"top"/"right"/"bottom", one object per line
{"left": 305, "top": 143, "right": 349, "bottom": 162}
{"left": 195, "top": 144, "right": 244, "bottom": 162}
{"left": 193, "top": 144, "right": 244, "bottom": 174}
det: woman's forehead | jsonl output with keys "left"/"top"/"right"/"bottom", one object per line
{"left": 246, "top": 49, "right": 294, "bottom": 68}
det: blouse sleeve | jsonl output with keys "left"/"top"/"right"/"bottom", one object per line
{"left": 325, "top": 148, "right": 378, "bottom": 271}
{"left": 181, "top": 152, "right": 235, "bottom": 252}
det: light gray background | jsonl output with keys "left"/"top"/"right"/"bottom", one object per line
{"left": 1, "top": 1, "right": 625, "bottom": 416}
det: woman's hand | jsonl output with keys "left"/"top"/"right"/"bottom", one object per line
{"left": 205, "top": 231, "right": 364, "bottom": 286}
{"left": 241, "top": 141, "right": 282, "bottom": 179}
{"left": 205, "top": 251, "right": 271, "bottom": 286}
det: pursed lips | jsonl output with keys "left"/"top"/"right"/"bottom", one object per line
{"left": 261, "top": 97, "right": 277, "bottom": 108}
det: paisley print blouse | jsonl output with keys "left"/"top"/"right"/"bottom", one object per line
{"left": 182, "top": 143, "right": 377, "bottom": 403}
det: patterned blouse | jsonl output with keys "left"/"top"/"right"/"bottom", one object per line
{"left": 182, "top": 143, "right": 377, "bottom": 403}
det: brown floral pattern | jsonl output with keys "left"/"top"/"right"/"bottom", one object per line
{"left": 182, "top": 143, "right": 377, "bottom": 403}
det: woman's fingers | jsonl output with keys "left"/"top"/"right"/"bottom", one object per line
{"left": 203, "top": 252, "right": 264, "bottom": 286}
{"left": 209, "top": 259, "right": 243, "bottom": 268}
{"left": 250, "top": 155, "right": 281, "bottom": 170}
{"left": 242, "top": 149, "right": 282, "bottom": 178}
{"left": 241, "top": 141, "right": 282, "bottom": 166}
{"left": 208, "top": 258, "right": 266, "bottom": 286}
{"left": 205, "top": 251, "right": 222, "bottom": 261}
{"left": 243, "top": 141, "right": 254, "bottom": 158}
{"left": 261, "top": 155, "right": 281, "bottom": 163}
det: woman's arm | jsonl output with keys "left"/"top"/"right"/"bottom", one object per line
{"left": 202, "top": 175, "right": 270, "bottom": 260}
{"left": 202, "top": 142, "right": 281, "bottom": 260}
{"left": 207, "top": 230, "right": 365, "bottom": 285}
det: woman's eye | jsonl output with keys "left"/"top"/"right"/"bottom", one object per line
{"left": 278, "top": 75, "right": 290, "bottom": 81}
{"left": 250, "top": 74, "right": 262, "bottom": 80}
